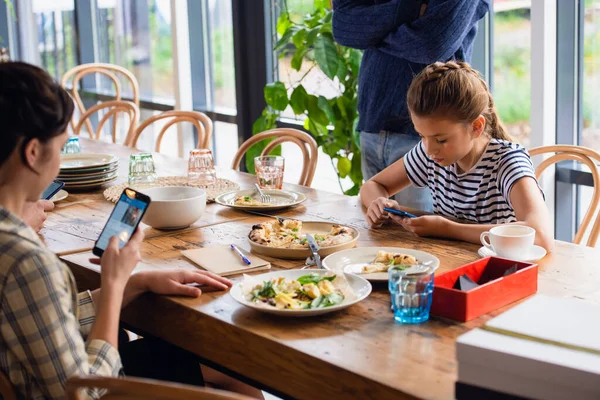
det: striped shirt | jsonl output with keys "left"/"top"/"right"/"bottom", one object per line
{"left": 404, "top": 139, "right": 539, "bottom": 224}
{"left": 0, "top": 207, "right": 122, "bottom": 399}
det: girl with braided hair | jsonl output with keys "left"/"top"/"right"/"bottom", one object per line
{"left": 359, "top": 61, "right": 553, "bottom": 251}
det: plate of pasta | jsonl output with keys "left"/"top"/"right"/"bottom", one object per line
{"left": 322, "top": 247, "right": 440, "bottom": 282}
{"left": 215, "top": 189, "right": 306, "bottom": 211}
{"left": 229, "top": 269, "right": 372, "bottom": 316}
{"left": 248, "top": 219, "right": 359, "bottom": 259}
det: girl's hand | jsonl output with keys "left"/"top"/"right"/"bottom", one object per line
{"left": 391, "top": 215, "right": 448, "bottom": 238}
{"left": 22, "top": 200, "right": 54, "bottom": 232}
{"left": 93, "top": 227, "right": 144, "bottom": 291}
{"left": 131, "top": 270, "right": 233, "bottom": 298}
{"left": 366, "top": 197, "right": 400, "bottom": 228}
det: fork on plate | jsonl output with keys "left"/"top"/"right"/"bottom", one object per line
{"left": 255, "top": 184, "right": 272, "bottom": 204}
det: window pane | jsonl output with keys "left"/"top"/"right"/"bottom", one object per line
{"left": 493, "top": 1, "right": 532, "bottom": 147}
{"left": 32, "top": 0, "right": 77, "bottom": 81}
{"left": 581, "top": 1, "right": 600, "bottom": 150}
{"left": 276, "top": 0, "right": 340, "bottom": 120}
{"left": 208, "top": 0, "right": 236, "bottom": 110}
{"left": 95, "top": 0, "right": 174, "bottom": 101}
{"left": 213, "top": 121, "right": 238, "bottom": 168}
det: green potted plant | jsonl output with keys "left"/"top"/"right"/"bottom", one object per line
{"left": 252, "top": 0, "right": 363, "bottom": 195}
{"left": 0, "top": 0, "right": 16, "bottom": 62}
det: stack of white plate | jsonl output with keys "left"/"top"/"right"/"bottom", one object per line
{"left": 59, "top": 153, "right": 119, "bottom": 190}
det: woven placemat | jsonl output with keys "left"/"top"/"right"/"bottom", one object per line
{"left": 103, "top": 176, "right": 240, "bottom": 203}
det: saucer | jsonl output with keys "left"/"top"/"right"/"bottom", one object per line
{"left": 478, "top": 245, "right": 547, "bottom": 262}
{"left": 50, "top": 189, "right": 68, "bottom": 202}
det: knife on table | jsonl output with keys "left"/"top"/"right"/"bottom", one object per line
{"left": 305, "top": 233, "right": 325, "bottom": 270}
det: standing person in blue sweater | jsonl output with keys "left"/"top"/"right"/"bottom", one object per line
{"left": 332, "top": 0, "right": 490, "bottom": 212}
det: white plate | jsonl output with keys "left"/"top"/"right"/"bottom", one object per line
{"left": 59, "top": 162, "right": 119, "bottom": 175}
{"left": 229, "top": 269, "right": 372, "bottom": 316}
{"left": 248, "top": 221, "right": 359, "bottom": 260}
{"left": 63, "top": 176, "right": 118, "bottom": 190}
{"left": 215, "top": 189, "right": 306, "bottom": 211}
{"left": 58, "top": 167, "right": 119, "bottom": 181}
{"left": 60, "top": 153, "right": 119, "bottom": 170}
{"left": 62, "top": 171, "right": 119, "bottom": 186}
{"left": 478, "top": 245, "right": 547, "bottom": 262}
{"left": 322, "top": 247, "right": 441, "bottom": 282}
{"left": 50, "top": 189, "right": 68, "bottom": 202}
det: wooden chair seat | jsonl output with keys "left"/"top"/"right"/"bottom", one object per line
{"left": 529, "top": 144, "right": 600, "bottom": 246}
{"left": 130, "top": 110, "right": 213, "bottom": 153}
{"left": 66, "top": 376, "right": 255, "bottom": 400}
{"left": 232, "top": 128, "right": 318, "bottom": 187}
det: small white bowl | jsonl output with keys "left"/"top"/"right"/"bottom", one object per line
{"left": 139, "top": 186, "right": 206, "bottom": 230}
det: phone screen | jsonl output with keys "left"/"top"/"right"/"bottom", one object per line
{"left": 41, "top": 180, "right": 65, "bottom": 200}
{"left": 94, "top": 188, "right": 150, "bottom": 256}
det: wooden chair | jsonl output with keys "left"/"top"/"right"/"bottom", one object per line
{"left": 129, "top": 110, "right": 213, "bottom": 152}
{"left": 529, "top": 145, "right": 600, "bottom": 246}
{"left": 65, "top": 376, "right": 254, "bottom": 400}
{"left": 231, "top": 128, "right": 318, "bottom": 187}
{"left": 0, "top": 370, "right": 16, "bottom": 400}
{"left": 61, "top": 63, "right": 140, "bottom": 138}
{"left": 73, "top": 100, "right": 139, "bottom": 145}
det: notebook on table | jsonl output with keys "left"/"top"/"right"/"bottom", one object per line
{"left": 182, "top": 245, "right": 271, "bottom": 277}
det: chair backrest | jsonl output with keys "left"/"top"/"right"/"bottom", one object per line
{"left": 0, "top": 369, "right": 16, "bottom": 400}
{"left": 73, "top": 100, "right": 139, "bottom": 145}
{"left": 61, "top": 63, "right": 140, "bottom": 136}
{"left": 130, "top": 110, "right": 213, "bottom": 152}
{"left": 231, "top": 128, "right": 318, "bottom": 187}
{"left": 529, "top": 144, "right": 600, "bottom": 246}
{"left": 66, "top": 376, "right": 255, "bottom": 400}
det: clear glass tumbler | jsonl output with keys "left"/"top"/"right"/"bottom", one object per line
{"left": 187, "top": 149, "right": 217, "bottom": 185}
{"left": 128, "top": 153, "right": 158, "bottom": 186}
{"left": 388, "top": 266, "right": 434, "bottom": 324}
{"left": 254, "top": 156, "right": 284, "bottom": 189}
{"left": 61, "top": 136, "right": 81, "bottom": 154}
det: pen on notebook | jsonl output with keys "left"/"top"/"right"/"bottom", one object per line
{"left": 230, "top": 244, "right": 251, "bottom": 265}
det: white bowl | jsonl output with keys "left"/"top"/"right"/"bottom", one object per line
{"left": 139, "top": 186, "right": 206, "bottom": 230}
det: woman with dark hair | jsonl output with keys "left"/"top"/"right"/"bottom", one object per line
{"left": 0, "top": 62, "right": 252, "bottom": 399}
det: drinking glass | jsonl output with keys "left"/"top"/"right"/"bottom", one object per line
{"left": 61, "top": 136, "right": 81, "bottom": 154}
{"left": 187, "top": 149, "right": 217, "bottom": 185}
{"left": 388, "top": 266, "right": 434, "bottom": 324}
{"left": 254, "top": 156, "right": 284, "bottom": 189}
{"left": 128, "top": 153, "right": 158, "bottom": 186}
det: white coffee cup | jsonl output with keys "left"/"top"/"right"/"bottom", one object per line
{"left": 480, "top": 225, "right": 536, "bottom": 260}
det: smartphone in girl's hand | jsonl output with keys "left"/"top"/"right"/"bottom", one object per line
{"left": 383, "top": 207, "right": 417, "bottom": 219}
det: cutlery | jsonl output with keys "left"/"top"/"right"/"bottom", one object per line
{"left": 255, "top": 184, "right": 272, "bottom": 204}
{"left": 230, "top": 244, "right": 251, "bottom": 265}
{"left": 305, "top": 233, "right": 326, "bottom": 270}
{"left": 242, "top": 209, "right": 287, "bottom": 225}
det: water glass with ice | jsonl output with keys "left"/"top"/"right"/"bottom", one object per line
{"left": 61, "top": 136, "right": 81, "bottom": 154}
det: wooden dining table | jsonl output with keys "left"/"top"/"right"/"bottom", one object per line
{"left": 46, "top": 138, "right": 600, "bottom": 400}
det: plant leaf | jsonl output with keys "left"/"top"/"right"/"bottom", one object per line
{"left": 276, "top": 13, "right": 292, "bottom": 36}
{"left": 348, "top": 49, "right": 363, "bottom": 76}
{"left": 306, "top": 94, "right": 329, "bottom": 125}
{"left": 264, "top": 82, "right": 289, "bottom": 111}
{"left": 344, "top": 184, "right": 361, "bottom": 196}
{"left": 291, "top": 47, "right": 308, "bottom": 71}
{"left": 313, "top": 34, "right": 341, "bottom": 80}
{"left": 290, "top": 85, "right": 308, "bottom": 115}
{"left": 274, "top": 26, "right": 299, "bottom": 52}
{"left": 350, "top": 150, "right": 363, "bottom": 184}
{"left": 305, "top": 28, "right": 320, "bottom": 47}
{"left": 292, "top": 28, "right": 307, "bottom": 48}
{"left": 314, "top": 0, "right": 330, "bottom": 10}
{"left": 318, "top": 96, "right": 336, "bottom": 123}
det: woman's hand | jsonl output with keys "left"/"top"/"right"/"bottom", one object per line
{"left": 366, "top": 197, "right": 400, "bottom": 228}
{"left": 93, "top": 227, "right": 145, "bottom": 291}
{"left": 132, "top": 270, "right": 233, "bottom": 298}
{"left": 391, "top": 215, "right": 448, "bottom": 238}
{"left": 22, "top": 200, "right": 54, "bottom": 232}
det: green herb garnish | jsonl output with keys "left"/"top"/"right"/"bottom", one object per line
{"left": 310, "top": 293, "right": 344, "bottom": 309}
{"left": 244, "top": 196, "right": 251, "bottom": 201}
{"left": 297, "top": 273, "right": 336, "bottom": 285}
{"left": 255, "top": 281, "right": 277, "bottom": 299}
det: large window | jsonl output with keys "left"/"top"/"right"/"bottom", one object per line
{"left": 581, "top": 0, "right": 600, "bottom": 150}
{"left": 493, "top": 1, "right": 532, "bottom": 147}
{"left": 208, "top": 0, "right": 235, "bottom": 110}
{"left": 32, "top": 0, "right": 77, "bottom": 81}
{"left": 95, "top": 0, "right": 174, "bottom": 102}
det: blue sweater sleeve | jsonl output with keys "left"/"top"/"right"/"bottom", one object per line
{"left": 332, "top": 0, "right": 402, "bottom": 49}
{"left": 378, "top": 0, "right": 490, "bottom": 63}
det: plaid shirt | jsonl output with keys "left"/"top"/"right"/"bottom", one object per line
{"left": 0, "top": 207, "right": 122, "bottom": 399}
